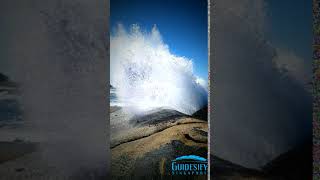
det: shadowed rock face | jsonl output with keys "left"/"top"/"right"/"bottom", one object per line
{"left": 191, "top": 106, "right": 208, "bottom": 121}
{"left": 211, "top": 141, "right": 312, "bottom": 180}
{"left": 0, "top": 141, "right": 37, "bottom": 163}
{"left": 129, "top": 109, "right": 187, "bottom": 126}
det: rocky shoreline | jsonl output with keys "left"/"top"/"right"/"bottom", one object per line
{"left": 110, "top": 106, "right": 208, "bottom": 179}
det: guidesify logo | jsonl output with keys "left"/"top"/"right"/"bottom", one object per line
{"left": 171, "top": 155, "right": 208, "bottom": 176}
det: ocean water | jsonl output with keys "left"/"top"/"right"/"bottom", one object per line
{"left": 0, "top": 99, "right": 22, "bottom": 127}
{"left": 110, "top": 86, "right": 122, "bottom": 107}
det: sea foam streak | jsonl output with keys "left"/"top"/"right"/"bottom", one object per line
{"left": 110, "top": 24, "right": 207, "bottom": 115}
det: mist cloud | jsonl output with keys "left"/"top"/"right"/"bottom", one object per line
{"left": 211, "top": 0, "right": 312, "bottom": 169}
{"left": 1, "top": 0, "right": 109, "bottom": 178}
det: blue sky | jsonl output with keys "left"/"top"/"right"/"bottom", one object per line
{"left": 110, "top": 0, "right": 208, "bottom": 80}
{"left": 110, "top": 0, "right": 312, "bottom": 80}
{"left": 266, "top": 0, "right": 312, "bottom": 60}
